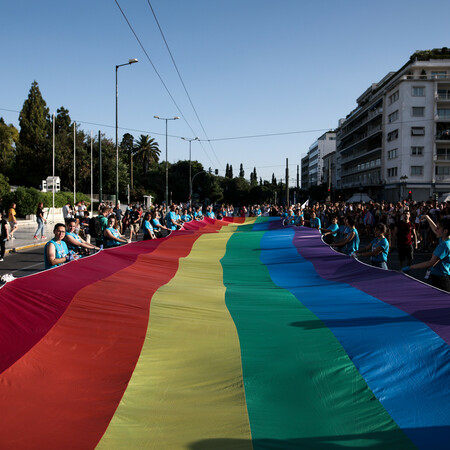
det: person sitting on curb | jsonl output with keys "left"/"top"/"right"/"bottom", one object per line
{"left": 44, "top": 223, "right": 79, "bottom": 270}
{"left": 103, "top": 215, "right": 129, "bottom": 247}
{"left": 64, "top": 219, "right": 100, "bottom": 255}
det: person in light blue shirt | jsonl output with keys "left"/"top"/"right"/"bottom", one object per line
{"left": 405, "top": 218, "right": 450, "bottom": 292}
{"left": 166, "top": 205, "right": 180, "bottom": 230}
{"left": 44, "top": 223, "right": 77, "bottom": 269}
{"left": 142, "top": 212, "right": 156, "bottom": 240}
{"left": 206, "top": 205, "right": 216, "bottom": 219}
{"left": 355, "top": 223, "right": 389, "bottom": 269}
{"left": 333, "top": 216, "right": 360, "bottom": 255}
{"left": 181, "top": 208, "right": 192, "bottom": 223}
{"left": 321, "top": 216, "right": 340, "bottom": 244}
{"left": 151, "top": 210, "right": 170, "bottom": 237}
{"left": 307, "top": 211, "right": 322, "bottom": 232}
{"left": 104, "top": 215, "right": 128, "bottom": 247}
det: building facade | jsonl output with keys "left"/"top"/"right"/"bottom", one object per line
{"left": 336, "top": 49, "right": 450, "bottom": 202}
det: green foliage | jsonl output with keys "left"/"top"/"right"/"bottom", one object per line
{"left": 0, "top": 173, "right": 10, "bottom": 199}
{"left": 16, "top": 81, "right": 51, "bottom": 186}
{"left": 0, "top": 118, "right": 19, "bottom": 178}
{"left": 135, "top": 135, "right": 160, "bottom": 174}
{"left": 239, "top": 163, "right": 245, "bottom": 178}
{"left": 1, "top": 187, "right": 90, "bottom": 217}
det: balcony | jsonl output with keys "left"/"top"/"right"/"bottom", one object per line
{"left": 340, "top": 147, "right": 382, "bottom": 165}
{"left": 437, "top": 92, "right": 450, "bottom": 101}
{"left": 340, "top": 127, "right": 383, "bottom": 156}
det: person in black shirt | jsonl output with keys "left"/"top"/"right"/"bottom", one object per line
{"left": 0, "top": 211, "right": 10, "bottom": 261}
{"left": 33, "top": 202, "right": 46, "bottom": 240}
{"left": 129, "top": 205, "right": 141, "bottom": 241}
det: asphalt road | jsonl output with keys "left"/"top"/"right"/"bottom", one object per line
{"left": 0, "top": 245, "right": 46, "bottom": 280}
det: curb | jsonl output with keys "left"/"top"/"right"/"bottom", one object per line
{"left": 5, "top": 242, "right": 46, "bottom": 254}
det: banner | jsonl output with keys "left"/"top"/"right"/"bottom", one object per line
{"left": 0, "top": 217, "right": 449, "bottom": 449}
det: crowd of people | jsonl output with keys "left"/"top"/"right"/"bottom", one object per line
{"left": 1, "top": 197, "right": 449, "bottom": 292}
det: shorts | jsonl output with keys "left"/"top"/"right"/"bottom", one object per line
{"left": 131, "top": 223, "right": 140, "bottom": 233}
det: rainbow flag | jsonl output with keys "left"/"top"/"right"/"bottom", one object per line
{"left": 1, "top": 216, "right": 449, "bottom": 449}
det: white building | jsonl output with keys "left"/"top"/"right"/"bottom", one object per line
{"left": 302, "top": 131, "right": 336, "bottom": 189}
{"left": 337, "top": 48, "right": 450, "bottom": 202}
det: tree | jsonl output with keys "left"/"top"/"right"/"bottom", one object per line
{"left": 16, "top": 81, "right": 51, "bottom": 186}
{"left": 135, "top": 135, "right": 160, "bottom": 174}
{"left": 0, "top": 118, "right": 19, "bottom": 179}
{"left": 239, "top": 163, "right": 245, "bottom": 178}
{"left": 272, "top": 173, "right": 277, "bottom": 185}
{"left": 229, "top": 164, "right": 233, "bottom": 178}
{"left": 120, "top": 133, "right": 135, "bottom": 187}
{"left": 225, "top": 163, "right": 230, "bottom": 178}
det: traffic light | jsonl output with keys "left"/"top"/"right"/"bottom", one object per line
{"left": 408, "top": 190, "right": 412, "bottom": 200}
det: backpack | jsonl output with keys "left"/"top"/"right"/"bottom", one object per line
{"left": 89, "top": 216, "right": 102, "bottom": 238}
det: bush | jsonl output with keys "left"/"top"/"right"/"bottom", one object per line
{"left": 0, "top": 173, "right": 10, "bottom": 199}
{"left": 1, "top": 188, "right": 91, "bottom": 217}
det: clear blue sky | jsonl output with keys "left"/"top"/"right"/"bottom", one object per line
{"left": 1, "top": 0, "right": 448, "bottom": 183}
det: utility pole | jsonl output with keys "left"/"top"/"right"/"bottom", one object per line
{"left": 99, "top": 131, "right": 103, "bottom": 203}
{"left": 286, "top": 158, "right": 289, "bottom": 207}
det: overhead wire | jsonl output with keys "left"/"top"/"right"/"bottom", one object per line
{"left": 114, "top": 0, "right": 216, "bottom": 167}
{"left": 146, "top": 0, "right": 222, "bottom": 169}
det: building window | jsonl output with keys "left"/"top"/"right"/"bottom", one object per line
{"left": 412, "top": 86, "right": 425, "bottom": 97}
{"left": 387, "top": 129, "right": 398, "bottom": 141}
{"left": 411, "top": 166, "right": 423, "bottom": 176}
{"left": 431, "top": 71, "right": 447, "bottom": 79}
{"left": 388, "top": 149, "right": 398, "bottom": 159}
{"left": 389, "top": 91, "right": 399, "bottom": 104}
{"left": 438, "top": 109, "right": 450, "bottom": 119}
{"left": 437, "top": 148, "right": 450, "bottom": 160}
{"left": 411, "top": 146, "right": 424, "bottom": 156}
{"left": 436, "top": 166, "right": 450, "bottom": 175}
{"left": 411, "top": 127, "right": 425, "bottom": 136}
{"left": 387, "top": 167, "right": 398, "bottom": 177}
{"left": 388, "top": 110, "right": 399, "bottom": 123}
{"left": 412, "top": 107, "right": 425, "bottom": 117}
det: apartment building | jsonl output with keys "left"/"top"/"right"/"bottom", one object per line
{"left": 308, "top": 131, "right": 336, "bottom": 186}
{"left": 301, "top": 154, "right": 309, "bottom": 190}
{"left": 336, "top": 48, "right": 450, "bottom": 202}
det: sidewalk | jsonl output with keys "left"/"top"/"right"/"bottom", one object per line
{"left": 5, "top": 220, "right": 57, "bottom": 254}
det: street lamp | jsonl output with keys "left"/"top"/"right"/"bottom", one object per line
{"left": 154, "top": 116, "right": 180, "bottom": 211}
{"left": 116, "top": 58, "right": 138, "bottom": 205}
{"left": 181, "top": 137, "right": 199, "bottom": 205}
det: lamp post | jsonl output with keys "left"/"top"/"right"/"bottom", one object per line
{"left": 154, "top": 116, "right": 180, "bottom": 211}
{"left": 182, "top": 137, "right": 199, "bottom": 205}
{"left": 116, "top": 58, "right": 138, "bottom": 205}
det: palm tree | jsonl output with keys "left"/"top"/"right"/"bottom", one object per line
{"left": 135, "top": 135, "right": 160, "bottom": 175}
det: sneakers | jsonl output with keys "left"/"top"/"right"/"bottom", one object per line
{"left": 0, "top": 258, "right": 3, "bottom": 262}
{"left": 41, "top": 236, "right": 46, "bottom": 240}
{"left": 33, "top": 236, "right": 38, "bottom": 240}
{"left": 11, "top": 236, "right": 16, "bottom": 240}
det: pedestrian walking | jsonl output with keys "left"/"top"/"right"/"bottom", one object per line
{"left": 34, "top": 202, "right": 46, "bottom": 240}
